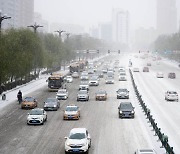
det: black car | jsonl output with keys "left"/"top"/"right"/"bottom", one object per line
{"left": 44, "top": 98, "right": 60, "bottom": 111}
{"left": 168, "top": 72, "right": 176, "bottom": 79}
{"left": 118, "top": 102, "right": 135, "bottom": 118}
{"left": 116, "top": 89, "right": 129, "bottom": 99}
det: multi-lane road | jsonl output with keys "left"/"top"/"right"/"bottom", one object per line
{"left": 0, "top": 53, "right": 179, "bottom": 154}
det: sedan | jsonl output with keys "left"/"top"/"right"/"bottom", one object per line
{"left": 105, "top": 76, "right": 115, "bottom": 84}
{"left": 66, "top": 76, "right": 73, "bottom": 83}
{"left": 63, "top": 105, "right": 80, "bottom": 120}
{"left": 65, "top": 128, "right": 91, "bottom": 154}
{"left": 72, "top": 72, "right": 79, "bottom": 78}
{"left": 95, "top": 90, "right": 107, "bottom": 101}
{"left": 27, "top": 108, "right": 47, "bottom": 125}
{"left": 44, "top": 98, "right": 60, "bottom": 111}
{"left": 116, "top": 89, "right": 129, "bottom": 99}
{"left": 118, "top": 102, "right": 135, "bottom": 118}
{"left": 143, "top": 67, "right": 149, "bottom": 72}
{"left": 168, "top": 72, "right": 176, "bottom": 79}
{"left": 77, "top": 90, "right": 89, "bottom": 101}
{"left": 56, "top": 89, "right": 69, "bottom": 100}
{"left": 165, "top": 91, "right": 178, "bottom": 101}
{"left": 21, "top": 96, "right": 38, "bottom": 109}
{"left": 156, "top": 72, "right": 164, "bottom": 78}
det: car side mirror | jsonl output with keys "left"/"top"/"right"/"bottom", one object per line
{"left": 133, "top": 107, "right": 135, "bottom": 109}
{"left": 28, "top": 113, "right": 30, "bottom": 115}
{"left": 64, "top": 137, "right": 68, "bottom": 139}
{"left": 118, "top": 107, "right": 120, "bottom": 109}
{"left": 87, "top": 137, "right": 90, "bottom": 140}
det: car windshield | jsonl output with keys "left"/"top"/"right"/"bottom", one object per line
{"left": 81, "top": 72, "right": 88, "bottom": 76}
{"left": 118, "top": 89, "right": 127, "bottom": 92}
{"left": 169, "top": 91, "right": 177, "bottom": 94}
{"left": 120, "top": 103, "right": 133, "bottom": 109}
{"left": 66, "top": 106, "right": 78, "bottom": 111}
{"left": 79, "top": 91, "right": 87, "bottom": 94}
{"left": 69, "top": 133, "right": 85, "bottom": 139}
{"left": 29, "top": 109, "right": 43, "bottom": 115}
{"left": 120, "top": 73, "right": 126, "bottom": 75}
{"left": 97, "top": 91, "right": 106, "bottom": 94}
{"left": 80, "top": 81, "right": 88, "bottom": 85}
{"left": 58, "top": 90, "right": 66, "bottom": 93}
{"left": 25, "top": 97, "right": 34, "bottom": 102}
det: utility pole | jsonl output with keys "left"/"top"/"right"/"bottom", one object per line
{"left": 27, "top": 22, "right": 43, "bottom": 33}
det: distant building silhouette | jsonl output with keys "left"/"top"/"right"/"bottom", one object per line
{"left": 0, "top": 0, "right": 34, "bottom": 29}
{"left": 112, "top": 8, "right": 129, "bottom": 45}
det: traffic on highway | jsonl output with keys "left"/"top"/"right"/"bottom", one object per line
{"left": 0, "top": 52, "right": 179, "bottom": 154}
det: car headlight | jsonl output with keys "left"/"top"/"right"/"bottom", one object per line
{"left": 54, "top": 105, "right": 56, "bottom": 107}
{"left": 66, "top": 142, "right": 70, "bottom": 146}
{"left": 120, "top": 111, "right": 122, "bottom": 114}
{"left": 131, "top": 111, "right": 134, "bottom": 114}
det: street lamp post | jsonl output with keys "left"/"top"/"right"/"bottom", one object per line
{"left": 0, "top": 10, "right": 11, "bottom": 33}
{"left": 55, "top": 30, "right": 65, "bottom": 40}
{"left": 27, "top": 22, "right": 43, "bottom": 33}
{"left": 65, "top": 33, "right": 70, "bottom": 40}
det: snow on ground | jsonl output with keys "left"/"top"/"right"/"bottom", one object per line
{"left": 0, "top": 70, "right": 69, "bottom": 112}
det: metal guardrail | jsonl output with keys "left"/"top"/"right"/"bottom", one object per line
{"left": 129, "top": 69, "right": 175, "bottom": 154}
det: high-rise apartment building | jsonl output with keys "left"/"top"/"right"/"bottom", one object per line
{"left": 0, "top": 0, "right": 34, "bottom": 29}
{"left": 112, "top": 9, "right": 129, "bottom": 45}
{"left": 157, "top": 0, "right": 177, "bottom": 35}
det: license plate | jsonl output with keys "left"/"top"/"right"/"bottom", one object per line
{"left": 73, "top": 149, "right": 79, "bottom": 152}
{"left": 32, "top": 120, "right": 37, "bottom": 123}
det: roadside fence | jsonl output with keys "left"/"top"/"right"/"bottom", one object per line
{"left": 129, "top": 69, "right": 175, "bottom": 154}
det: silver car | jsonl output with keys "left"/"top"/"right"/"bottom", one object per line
{"left": 77, "top": 90, "right": 89, "bottom": 101}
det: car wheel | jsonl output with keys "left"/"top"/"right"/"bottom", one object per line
{"left": 45, "top": 116, "right": 47, "bottom": 121}
{"left": 88, "top": 139, "right": 91, "bottom": 148}
{"left": 65, "top": 151, "right": 69, "bottom": 154}
{"left": 41, "top": 121, "right": 44, "bottom": 125}
{"left": 177, "top": 99, "right": 178, "bottom": 102}
{"left": 85, "top": 150, "right": 89, "bottom": 154}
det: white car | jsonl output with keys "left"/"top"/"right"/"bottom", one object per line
{"left": 27, "top": 108, "right": 47, "bottom": 125}
{"left": 156, "top": 72, "right": 164, "bottom": 78}
{"left": 105, "top": 76, "right": 114, "bottom": 84}
{"left": 135, "top": 149, "right": 157, "bottom": 154}
{"left": 165, "top": 91, "right": 178, "bottom": 101}
{"left": 119, "top": 72, "right": 127, "bottom": 81}
{"left": 133, "top": 68, "right": 139, "bottom": 72}
{"left": 65, "top": 128, "right": 91, "bottom": 154}
{"left": 72, "top": 72, "right": 79, "bottom": 78}
{"left": 79, "top": 81, "right": 89, "bottom": 91}
{"left": 56, "top": 89, "right": 69, "bottom": 100}
{"left": 66, "top": 76, "right": 73, "bottom": 83}
{"left": 89, "top": 77, "right": 99, "bottom": 86}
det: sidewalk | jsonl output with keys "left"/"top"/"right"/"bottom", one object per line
{"left": 0, "top": 70, "right": 69, "bottom": 112}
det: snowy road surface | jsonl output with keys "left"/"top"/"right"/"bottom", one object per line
{"left": 0, "top": 53, "right": 178, "bottom": 154}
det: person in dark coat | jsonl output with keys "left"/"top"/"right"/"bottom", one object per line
{"left": 17, "top": 90, "right": 22, "bottom": 104}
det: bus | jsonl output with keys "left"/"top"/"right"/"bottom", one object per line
{"left": 69, "top": 60, "right": 87, "bottom": 73}
{"left": 47, "top": 73, "right": 64, "bottom": 91}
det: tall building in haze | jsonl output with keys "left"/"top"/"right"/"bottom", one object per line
{"left": 0, "top": 0, "right": 34, "bottom": 29}
{"left": 157, "top": 0, "right": 177, "bottom": 35}
{"left": 112, "top": 9, "right": 129, "bottom": 45}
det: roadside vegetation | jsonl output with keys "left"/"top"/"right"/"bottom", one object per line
{"left": 153, "top": 33, "right": 180, "bottom": 62}
{"left": 0, "top": 28, "right": 105, "bottom": 92}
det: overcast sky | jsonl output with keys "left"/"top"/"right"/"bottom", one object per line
{"left": 34, "top": 0, "right": 180, "bottom": 30}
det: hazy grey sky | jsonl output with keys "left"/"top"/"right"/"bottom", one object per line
{"left": 34, "top": 0, "right": 179, "bottom": 30}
